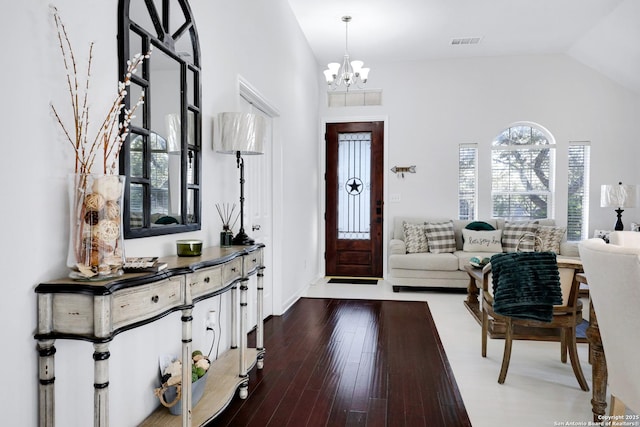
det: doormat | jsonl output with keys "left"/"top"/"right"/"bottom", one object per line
{"left": 328, "top": 278, "right": 378, "bottom": 285}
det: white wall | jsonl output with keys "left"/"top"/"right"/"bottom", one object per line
{"left": 1, "top": 1, "right": 319, "bottom": 426}
{"left": 320, "top": 54, "right": 640, "bottom": 258}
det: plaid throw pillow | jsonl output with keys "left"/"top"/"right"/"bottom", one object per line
{"left": 402, "top": 222, "right": 429, "bottom": 253}
{"left": 502, "top": 221, "right": 539, "bottom": 252}
{"left": 425, "top": 221, "right": 456, "bottom": 253}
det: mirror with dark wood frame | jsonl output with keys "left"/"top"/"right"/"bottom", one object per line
{"left": 118, "top": 0, "right": 201, "bottom": 238}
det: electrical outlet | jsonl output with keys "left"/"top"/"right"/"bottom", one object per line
{"left": 205, "top": 310, "right": 216, "bottom": 330}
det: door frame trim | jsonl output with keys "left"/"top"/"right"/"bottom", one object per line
{"left": 237, "top": 75, "right": 280, "bottom": 317}
{"left": 319, "top": 115, "right": 390, "bottom": 279}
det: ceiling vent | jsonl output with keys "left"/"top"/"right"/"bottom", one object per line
{"left": 451, "top": 37, "right": 482, "bottom": 46}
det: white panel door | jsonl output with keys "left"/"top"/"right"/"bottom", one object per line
{"left": 239, "top": 97, "right": 273, "bottom": 327}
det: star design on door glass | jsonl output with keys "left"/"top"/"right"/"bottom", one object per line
{"left": 346, "top": 177, "right": 363, "bottom": 195}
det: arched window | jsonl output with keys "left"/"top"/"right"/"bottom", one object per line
{"left": 491, "top": 122, "right": 555, "bottom": 220}
{"left": 118, "top": 0, "right": 201, "bottom": 238}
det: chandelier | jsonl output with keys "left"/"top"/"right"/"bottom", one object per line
{"left": 323, "top": 16, "right": 370, "bottom": 90}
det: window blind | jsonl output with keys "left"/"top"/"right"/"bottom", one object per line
{"left": 458, "top": 144, "right": 477, "bottom": 220}
{"left": 567, "top": 143, "right": 590, "bottom": 241}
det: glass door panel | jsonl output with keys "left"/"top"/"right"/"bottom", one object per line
{"left": 337, "top": 132, "right": 371, "bottom": 240}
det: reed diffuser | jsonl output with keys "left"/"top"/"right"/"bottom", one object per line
{"left": 215, "top": 203, "right": 238, "bottom": 247}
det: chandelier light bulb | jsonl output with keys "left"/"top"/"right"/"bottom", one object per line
{"left": 359, "top": 67, "right": 370, "bottom": 82}
{"left": 323, "top": 69, "right": 335, "bottom": 83}
{"left": 351, "top": 60, "right": 364, "bottom": 73}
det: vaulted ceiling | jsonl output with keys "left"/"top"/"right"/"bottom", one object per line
{"left": 287, "top": 0, "right": 640, "bottom": 95}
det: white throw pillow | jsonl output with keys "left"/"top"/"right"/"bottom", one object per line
{"left": 462, "top": 229, "right": 503, "bottom": 252}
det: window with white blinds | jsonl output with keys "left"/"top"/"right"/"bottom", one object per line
{"left": 458, "top": 144, "right": 477, "bottom": 220}
{"left": 491, "top": 123, "right": 555, "bottom": 220}
{"left": 567, "top": 143, "right": 590, "bottom": 241}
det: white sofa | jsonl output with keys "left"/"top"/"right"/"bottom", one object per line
{"left": 388, "top": 217, "right": 580, "bottom": 292}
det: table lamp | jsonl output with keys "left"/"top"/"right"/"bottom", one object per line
{"left": 601, "top": 182, "right": 637, "bottom": 231}
{"left": 216, "top": 112, "right": 266, "bottom": 245}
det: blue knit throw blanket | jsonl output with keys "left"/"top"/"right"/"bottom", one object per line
{"left": 490, "top": 252, "right": 563, "bottom": 322}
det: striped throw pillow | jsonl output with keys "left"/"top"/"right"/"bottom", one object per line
{"left": 425, "top": 221, "right": 456, "bottom": 253}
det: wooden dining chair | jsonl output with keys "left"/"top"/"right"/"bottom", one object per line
{"left": 481, "top": 253, "right": 589, "bottom": 391}
{"left": 580, "top": 238, "right": 640, "bottom": 415}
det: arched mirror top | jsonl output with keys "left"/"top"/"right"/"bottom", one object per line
{"left": 118, "top": 0, "right": 202, "bottom": 238}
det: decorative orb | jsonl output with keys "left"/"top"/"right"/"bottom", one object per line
{"left": 95, "top": 219, "right": 120, "bottom": 243}
{"left": 84, "top": 193, "right": 106, "bottom": 211}
{"left": 84, "top": 210, "right": 100, "bottom": 225}
{"left": 105, "top": 200, "right": 121, "bottom": 220}
{"left": 92, "top": 175, "right": 122, "bottom": 201}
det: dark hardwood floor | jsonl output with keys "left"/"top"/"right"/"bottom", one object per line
{"left": 205, "top": 298, "right": 471, "bottom": 427}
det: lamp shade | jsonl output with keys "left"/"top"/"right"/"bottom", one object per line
{"left": 601, "top": 183, "right": 637, "bottom": 208}
{"left": 216, "top": 112, "right": 266, "bottom": 155}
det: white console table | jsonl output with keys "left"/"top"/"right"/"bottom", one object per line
{"left": 35, "top": 244, "right": 265, "bottom": 427}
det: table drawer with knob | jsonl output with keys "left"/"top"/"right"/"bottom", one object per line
{"left": 188, "top": 266, "right": 223, "bottom": 300}
{"left": 243, "top": 249, "right": 262, "bottom": 276}
{"left": 223, "top": 258, "right": 242, "bottom": 285}
{"left": 111, "top": 276, "right": 184, "bottom": 330}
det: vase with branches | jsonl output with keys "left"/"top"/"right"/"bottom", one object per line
{"left": 51, "top": 6, "right": 150, "bottom": 278}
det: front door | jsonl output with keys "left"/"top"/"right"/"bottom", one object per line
{"left": 325, "top": 121, "right": 384, "bottom": 277}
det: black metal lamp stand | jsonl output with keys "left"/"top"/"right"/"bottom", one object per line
{"left": 232, "top": 150, "right": 254, "bottom": 245}
{"left": 614, "top": 208, "right": 625, "bottom": 231}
